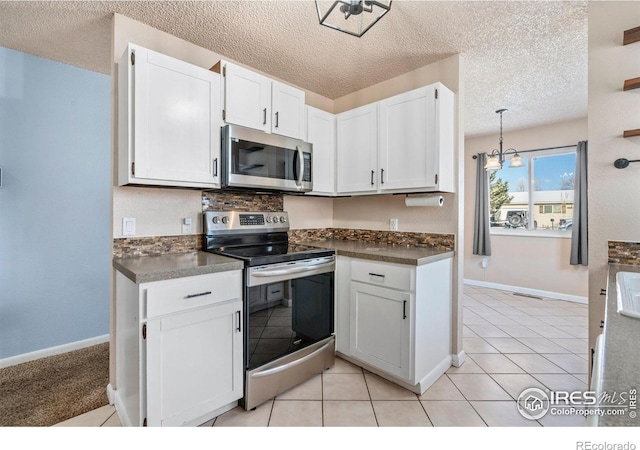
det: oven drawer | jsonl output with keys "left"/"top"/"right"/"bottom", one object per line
{"left": 351, "top": 259, "right": 413, "bottom": 291}
{"left": 145, "top": 271, "right": 242, "bottom": 319}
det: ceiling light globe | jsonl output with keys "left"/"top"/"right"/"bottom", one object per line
{"left": 484, "top": 156, "right": 502, "bottom": 171}
{"left": 509, "top": 155, "right": 524, "bottom": 168}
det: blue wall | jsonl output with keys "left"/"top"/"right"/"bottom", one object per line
{"left": 0, "top": 47, "right": 111, "bottom": 359}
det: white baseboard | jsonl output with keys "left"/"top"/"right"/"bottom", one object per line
{"left": 0, "top": 334, "right": 110, "bottom": 369}
{"left": 452, "top": 350, "right": 466, "bottom": 368}
{"left": 464, "top": 279, "right": 588, "bottom": 304}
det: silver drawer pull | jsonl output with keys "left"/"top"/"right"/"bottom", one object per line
{"left": 185, "top": 291, "right": 212, "bottom": 299}
{"left": 368, "top": 273, "right": 385, "bottom": 278}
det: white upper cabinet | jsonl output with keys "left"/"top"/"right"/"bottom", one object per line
{"left": 336, "top": 103, "right": 378, "bottom": 194}
{"left": 336, "top": 82, "right": 455, "bottom": 196}
{"left": 272, "top": 80, "right": 306, "bottom": 140}
{"left": 220, "top": 61, "right": 305, "bottom": 140}
{"left": 222, "top": 62, "right": 271, "bottom": 133}
{"left": 306, "top": 106, "right": 336, "bottom": 196}
{"left": 378, "top": 85, "right": 438, "bottom": 191}
{"left": 118, "top": 44, "right": 221, "bottom": 188}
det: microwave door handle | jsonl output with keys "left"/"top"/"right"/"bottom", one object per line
{"left": 296, "top": 146, "right": 304, "bottom": 187}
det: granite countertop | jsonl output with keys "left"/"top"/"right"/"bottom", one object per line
{"left": 113, "top": 251, "right": 244, "bottom": 284}
{"left": 601, "top": 263, "right": 640, "bottom": 426}
{"left": 300, "top": 239, "right": 454, "bottom": 266}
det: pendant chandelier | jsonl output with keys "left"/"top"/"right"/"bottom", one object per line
{"left": 485, "top": 109, "right": 524, "bottom": 171}
{"left": 315, "top": 0, "right": 392, "bottom": 37}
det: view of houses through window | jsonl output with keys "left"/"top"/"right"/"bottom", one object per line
{"left": 489, "top": 148, "right": 576, "bottom": 233}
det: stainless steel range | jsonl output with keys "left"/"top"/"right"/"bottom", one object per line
{"left": 203, "top": 210, "right": 335, "bottom": 410}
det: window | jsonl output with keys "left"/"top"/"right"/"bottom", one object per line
{"left": 489, "top": 148, "right": 576, "bottom": 234}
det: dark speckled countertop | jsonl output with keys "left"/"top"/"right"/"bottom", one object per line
{"left": 301, "top": 239, "right": 454, "bottom": 266}
{"left": 113, "top": 251, "right": 244, "bottom": 283}
{"left": 600, "top": 263, "right": 640, "bottom": 426}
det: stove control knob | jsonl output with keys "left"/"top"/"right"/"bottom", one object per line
{"left": 279, "top": 216, "right": 287, "bottom": 223}
{"left": 266, "top": 216, "right": 272, "bottom": 223}
{"left": 212, "top": 216, "right": 220, "bottom": 224}
{"left": 221, "top": 216, "right": 229, "bottom": 224}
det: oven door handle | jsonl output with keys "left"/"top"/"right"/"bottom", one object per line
{"left": 251, "top": 261, "right": 334, "bottom": 278}
{"left": 252, "top": 339, "right": 334, "bottom": 378}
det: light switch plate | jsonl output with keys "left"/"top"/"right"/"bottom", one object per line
{"left": 390, "top": 218, "right": 399, "bottom": 232}
{"left": 122, "top": 218, "right": 136, "bottom": 236}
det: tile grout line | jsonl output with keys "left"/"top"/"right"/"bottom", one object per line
{"left": 361, "top": 370, "right": 379, "bottom": 427}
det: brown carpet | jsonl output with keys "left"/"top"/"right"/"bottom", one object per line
{"left": 0, "top": 343, "right": 109, "bottom": 426}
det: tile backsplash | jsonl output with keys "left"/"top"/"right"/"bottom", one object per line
{"left": 113, "top": 234, "right": 203, "bottom": 258}
{"left": 202, "top": 191, "right": 283, "bottom": 212}
{"left": 289, "top": 228, "right": 455, "bottom": 251}
{"left": 608, "top": 241, "right": 640, "bottom": 265}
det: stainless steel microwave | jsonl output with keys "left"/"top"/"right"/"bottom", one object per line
{"left": 221, "top": 124, "right": 312, "bottom": 193}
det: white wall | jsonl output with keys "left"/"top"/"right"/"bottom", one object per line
{"left": 464, "top": 118, "right": 588, "bottom": 300}
{"left": 587, "top": 2, "right": 640, "bottom": 350}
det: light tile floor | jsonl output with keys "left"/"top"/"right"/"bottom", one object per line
{"left": 55, "top": 284, "right": 588, "bottom": 427}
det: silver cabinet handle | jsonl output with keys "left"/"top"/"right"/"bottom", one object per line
{"left": 381, "top": 168, "right": 385, "bottom": 184}
{"left": 403, "top": 300, "right": 407, "bottom": 319}
{"left": 213, "top": 158, "right": 218, "bottom": 177}
{"left": 263, "top": 108, "right": 267, "bottom": 125}
{"left": 371, "top": 170, "right": 375, "bottom": 185}
{"left": 185, "top": 291, "right": 212, "bottom": 299}
{"left": 236, "top": 310, "right": 242, "bottom": 332}
{"left": 368, "top": 272, "right": 385, "bottom": 278}
{"left": 0, "top": 166, "right": 3, "bottom": 189}
{"left": 275, "top": 111, "right": 279, "bottom": 128}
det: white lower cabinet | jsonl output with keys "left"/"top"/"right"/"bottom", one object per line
{"left": 350, "top": 282, "right": 412, "bottom": 380}
{"left": 114, "top": 270, "right": 243, "bottom": 426}
{"left": 337, "top": 256, "right": 452, "bottom": 393}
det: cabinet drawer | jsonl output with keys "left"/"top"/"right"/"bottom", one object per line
{"left": 145, "top": 271, "right": 242, "bottom": 319}
{"left": 351, "top": 260, "right": 413, "bottom": 291}
{"left": 267, "top": 282, "right": 285, "bottom": 301}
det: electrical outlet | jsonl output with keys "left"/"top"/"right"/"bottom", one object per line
{"left": 482, "top": 257, "right": 488, "bottom": 268}
{"left": 390, "top": 218, "right": 399, "bottom": 232}
{"left": 182, "top": 217, "right": 192, "bottom": 234}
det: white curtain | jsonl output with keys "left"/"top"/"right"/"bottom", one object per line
{"left": 473, "top": 153, "right": 492, "bottom": 256}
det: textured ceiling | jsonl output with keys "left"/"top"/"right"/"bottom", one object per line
{"left": 0, "top": 1, "right": 588, "bottom": 136}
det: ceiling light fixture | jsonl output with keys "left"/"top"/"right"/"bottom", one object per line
{"left": 484, "top": 109, "right": 524, "bottom": 171}
{"left": 315, "top": 0, "right": 392, "bottom": 37}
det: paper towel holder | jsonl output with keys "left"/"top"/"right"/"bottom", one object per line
{"left": 404, "top": 194, "right": 445, "bottom": 207}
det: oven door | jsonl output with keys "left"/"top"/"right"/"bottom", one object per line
{"left": 245, "top": 256, "right": 334, "bottom": 370}
{"left": 243, "top": 257, "right": 335, "bottom": 410}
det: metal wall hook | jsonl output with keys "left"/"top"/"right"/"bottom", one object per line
{"left": 614, "top": 158, "right": 640, "bottom": 169}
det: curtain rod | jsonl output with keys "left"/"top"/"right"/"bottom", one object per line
{"left": 471, "top": 144, "right": 577, "bottom": 159}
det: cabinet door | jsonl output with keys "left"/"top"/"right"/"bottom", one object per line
{"left": 223, "top": 62, "right": 271, "bottom": 132}
{"left": 306, "top": 106, "right": 336, "bottom": 196}
{"left": 123, "top": 44, "right": 220, "bottom": 187}
{"left": 349, "top": 281, "right": 411, "bottom": 380}
{"left": 378, "top": 86, "right": 437, "bottom": 191}
{"left": 272, "top": 81, "right": 305, "bottom": 139}
{"left": 336, "top": 104, "right": 378, "bottom": 194}
{"left": 146, "top": 300, "right": 243, "bottom": 426}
